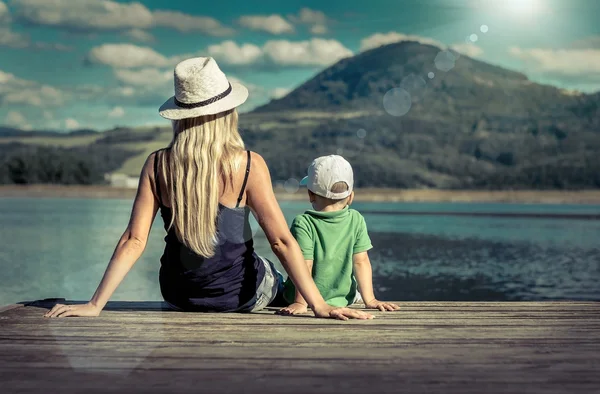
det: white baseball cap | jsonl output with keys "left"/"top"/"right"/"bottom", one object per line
{"left": 300, "top": 155, "right": 354, "bottom": 199}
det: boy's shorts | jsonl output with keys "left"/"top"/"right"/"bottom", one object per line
{"left": 353, "top": 291, "right": 363, "bottom": 305}
{"left": 245, "top": 256, "right": 285, "bottom": 312}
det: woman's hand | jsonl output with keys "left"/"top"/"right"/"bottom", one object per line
{"left": 278, "top": 302, "right": 309, "bottom": 315}
{"left": 313, "top": 304, "right": 374, "bottom": 321}
{"left": 44, "top": 303, "right": 101, "bottom": 318}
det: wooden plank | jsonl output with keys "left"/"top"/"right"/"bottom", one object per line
{"left": 0, "top": 301, "right": 598, "bottom": 394}
{"left": 0, "top": 303, "right": 24, "bottom": 314}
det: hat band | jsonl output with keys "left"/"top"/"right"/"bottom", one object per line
{"left": 174, "top": 83, "right": 232, "bottom": 109}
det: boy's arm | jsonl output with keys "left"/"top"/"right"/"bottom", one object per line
{"left": 353, "top": 213, "right": 398, "bottom": 311}
{"left": 353, "top": 252, "right": 400, "bottom": 311}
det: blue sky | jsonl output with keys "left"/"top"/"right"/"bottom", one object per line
{"left": 1, "top": 0, "right": 599, "bottom": 131}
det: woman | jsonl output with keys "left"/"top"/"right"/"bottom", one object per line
{"left": 45, "top": 57, "right": 372, "bottom": 320}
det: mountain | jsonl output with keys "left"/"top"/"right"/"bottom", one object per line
{"left": 1, "top": 41, "right": 599, "bottom": 189}
{"left": 256, "top": 40, "right": 598, "bottom": 130}
{"left": 248, "top": 41, "right": 600, "bottom": 189}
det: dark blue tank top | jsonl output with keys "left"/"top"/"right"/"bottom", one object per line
{"left": 153, "top": 149, "right": 265, "bottom": 312}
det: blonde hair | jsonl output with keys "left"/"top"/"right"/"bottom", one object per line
{"left": 159, "top": 109, "right": 245, "bottom": 257}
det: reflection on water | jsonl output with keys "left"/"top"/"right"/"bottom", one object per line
{"left": 0, "top": 198, "right": 599, "bottom": 306}
{"left": 369, "top": 232, "right": 600, "bottom": 301}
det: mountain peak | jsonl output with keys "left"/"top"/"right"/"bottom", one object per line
{"left": 254, "top": 40, "right": 533, "bottom": 116}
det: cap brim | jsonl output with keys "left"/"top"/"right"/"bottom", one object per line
{"left": 299, "top": 176, "right": 309, "bottom": 186}
{"left": 158, "top": 81, "right": 248, "bottom": 120}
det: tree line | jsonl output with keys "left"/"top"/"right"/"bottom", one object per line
{"left": 0, "top": 143, "right": 138, "bottom": 185}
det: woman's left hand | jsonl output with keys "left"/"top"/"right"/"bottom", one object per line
{"left": 44, "top": 302, "right": 101, "bottom": 318}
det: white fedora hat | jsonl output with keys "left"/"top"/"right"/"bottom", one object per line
{"left": 159, "top": 57, "right": 248, "bottom": 120}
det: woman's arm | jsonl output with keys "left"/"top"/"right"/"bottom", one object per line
{"left": 45, "top": 154, "right": 160, "bottom": 318}
{"left": 246, "top": 152, "right": 372, "bottom": 321}
{"left": 278, "top": 259, "right": 313, "bottom": 315}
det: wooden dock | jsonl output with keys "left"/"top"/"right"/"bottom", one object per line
{"left": 1, "top": 300, "right": 599, "bottom": 394}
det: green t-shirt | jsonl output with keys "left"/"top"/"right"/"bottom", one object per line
{"left": 283, "top": 207, "right": 373, "bottom": 307}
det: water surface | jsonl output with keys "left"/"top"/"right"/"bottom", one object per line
{"left": 1, "top": 198, "right": 599, "bottom": 306}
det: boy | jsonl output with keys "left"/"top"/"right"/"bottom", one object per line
{"left": 279, "top": 155, "right": 400, "bottom": 315}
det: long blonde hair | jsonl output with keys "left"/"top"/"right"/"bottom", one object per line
{"left": 159, "top": 109, "right": 245, "bottom": 257}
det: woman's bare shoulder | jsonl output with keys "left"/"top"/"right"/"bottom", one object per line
{"left": 249, "top": 151, "right": 268, "bottom": 174}
{"left": 141, "top": 149, "right": 166, "bottom": 178}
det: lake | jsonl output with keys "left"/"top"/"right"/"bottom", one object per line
{"left": 1, "top": 197, "right": 599, "bottom": 307}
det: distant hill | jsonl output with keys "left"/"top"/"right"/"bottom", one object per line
{"left": 1, "top": 41, "right": 599, "bottom": 189}
{"left": 0, "top": 126, "right": 98, "bottom": 137}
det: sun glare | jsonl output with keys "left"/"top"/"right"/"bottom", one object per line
{"left": 504, "top": 0, "right": 543, "bottom": 16}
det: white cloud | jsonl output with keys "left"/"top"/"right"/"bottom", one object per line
{"left": 108, "top": 106, "right": 125, "bottom": 118}
{"left": 0, "top": 1, "right": 10, "bottom": 22}
{"left": 310, "top": 25, "right": 327, "bottom": 35}
{"left": 451, "top": 42, "right": 484, "bottom": 58}
{"left": 124, "top": 29, "right": 154, "bottom": 43}
{"left": 0, "top": 27, "right": 74, "bottom": 50}
{"left": 4, "top": 85, "right": 64, "bottom": 106}
{"left": 360, "top": 32, "right": 444, "bottom": 52}
{"left": 87, "top": 43, "right": 172, "bottom": 68}
{"left": 11, "top": 0, "right": 234, "bottom": 36}
{"left": 227, "top": 76, "right": 259, "bottom": 93}
{"left": 89, "top": 38, "right": 351, "bottom": 71}
{"left": 0, "top": 70, "right": 66, "bottom": 106}
{"left": 238, "top": 15, "right": 294, "bottom": 35}
{"left": 152, "top": 10, "right": 234, "bottom": 36}
{"left": 0, "top": 68, "right": 169, "bottom": 125}
{"left": 0, "top": 1, "right": 74, "bottom": 51}
{"left": 207, "top": 41, "right": 263, "bottom": 66}
{"left": 289, "top": 8, "right": 329, "bottom": 35}
{"left": 262, "top": 38, "right": 352, "bottom": 67}
{"left": 222, "top": 77, "right": 280, "bottom": 112}
{"left": 570, "top": 36, "right": 600, "bottom": 49}
{"left": 35, "top": 42, "right": 73, "bottom": 51}
{"left": 508, "top": 46, "right": 600, "bottom": 85}
{"left": 291, "top": 8, "right": 327, "bottom": 25}
{"left": 0, "top": 1, "right": 27, "bottom": 48}
{"left": 4, "top": 110, "right": 30, "bottom": 129}
{"left": 114, "top": 68, "right": 172, "bottom": 87}
{"left": 0, "top": 27, "right": 28, "bottom": 48}
{"left": 12, "top": 0, "right": 153, "bottom": 31}
{"left": 65, "top": 118, "right": 80, "bottom": 130}
{"left": 271, "top": 87, "right": 291, "bottom": 99}
{"left": 207, "top": 38, "right": 352, "bottom": 68}
{"left": 117, "top": 86, "right": 136, "bottom": 97}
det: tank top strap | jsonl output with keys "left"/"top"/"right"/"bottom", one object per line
{"left": 153, "top": 149, "right": 164, "bottom": 207}
{"left": 235, "top": 150, "right": 251, "bottom": 208}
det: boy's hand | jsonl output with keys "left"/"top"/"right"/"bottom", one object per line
{"left": 313, "top": 304, "right": 374, "bottom": 321}
{"left": 278, "top": 303, "right": 308, "bottom": 315}
{"left": 364, "top": 299, "right": 400, "bottom": 311}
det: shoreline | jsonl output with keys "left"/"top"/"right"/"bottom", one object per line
{"left": 1, "top": 185, "right": 600, "bottom": 204}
